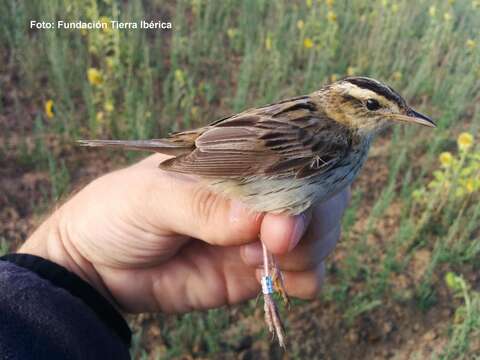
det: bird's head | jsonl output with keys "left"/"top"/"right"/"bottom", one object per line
{"left": 318, "top": 76, "right": 435, "bottom": 137}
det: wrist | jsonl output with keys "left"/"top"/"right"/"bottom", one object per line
{"left": 18, "top": 209, "right": 116, "bottom": 305}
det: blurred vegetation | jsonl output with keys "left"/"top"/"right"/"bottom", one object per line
{"left": 1, "top": 0, "right": 479, "bottom": 358}
{"left": 0, "top": 238, "right": 9, "bottom": 257}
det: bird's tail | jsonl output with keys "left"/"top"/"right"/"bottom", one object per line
{"left": 77, "top": 139, "right": 192, "bottom": 155}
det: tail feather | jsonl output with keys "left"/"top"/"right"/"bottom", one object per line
{"left": 77, "top": 139, "right": 193, "bottom": 155}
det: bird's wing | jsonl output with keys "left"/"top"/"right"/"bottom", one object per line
{"left": 160, "top": 96, "right": 352, "bottom": 178}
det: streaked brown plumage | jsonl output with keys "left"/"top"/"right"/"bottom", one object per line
{"left": 79, "top": 76, "right": 435, "bottom": 347}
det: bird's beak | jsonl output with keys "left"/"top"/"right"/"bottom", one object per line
{"left": 406, "top": 108, "right": 436, "bottom": 127}
{"left": 387, "top": 108, "right": 436, "bottom": 128}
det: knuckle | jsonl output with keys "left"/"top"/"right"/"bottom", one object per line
{"left": 293, "top": 247, "right": 319, "bottom": 271}
{"left": 305, "top": 280, "right": 321, "bottom": 299}
{"left": 191, "top": 186, "right": 225, "bottom": 242}
{"left": 289, "top": 235, "right": 325, "bottom": 271}
{"left": 192, "top": 186, "right": 219, "bottom": 223}
{"left": 304, "top": 268, "right": 324, "bottom": 299}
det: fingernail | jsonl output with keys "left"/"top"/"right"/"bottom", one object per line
{"left": 242, "top": 242, "right": 263, "bottom": 266}
{"left": 289, "top": 214, "right": 307, "bottom": 251}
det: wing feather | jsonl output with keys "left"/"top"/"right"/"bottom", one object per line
{"left": 159, "top": 95, "right": 352, "bottom": 178}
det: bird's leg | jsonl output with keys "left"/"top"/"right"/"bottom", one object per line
{"left": 270, "top": 254, "right": 290, "bottom": 308}
{"left": 261, "top": 242, "right": 286, "bottom": 348}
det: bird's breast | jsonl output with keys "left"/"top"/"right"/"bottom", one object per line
{"left": 207, "top": 142, "right": 370, "bottom": 215}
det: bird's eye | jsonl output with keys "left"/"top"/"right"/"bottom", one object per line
{"left": 366, "top": 99, "right": 381, "bottom": 111}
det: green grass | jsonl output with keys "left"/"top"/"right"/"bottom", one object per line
{"left": 0, "top": 238, "right": 9, "bottom": 257}
{"left": 434, "top": 273, "right": 480, "bottom": 360}
{"left": 1, "top": 0, "right": 479, "bottom": 358}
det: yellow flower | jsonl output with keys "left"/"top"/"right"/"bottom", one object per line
{"left": 392, "top": 71, "right": 402, "bottom": 81}
{"left": 445, "top": 272, "right": 463, "bottom": 292}
{"left": 227, "top": 28, "right": 238, "bottom": 39}
{"left": 99, "top": 16, "right": 111, "bottom": 33}
{"left": 457, "top": 132, "right": 474, "bottom": 151}
{"left": 96, "top": 111, "right": 104, "bottom": 124}
{"left": 465, "top": 179, "right": 475, "bottom": 193}
{"left": 297, "top": 20, "right": 305, "bottom": 30}
{"left": 466, "top": 39, "right": 476, "bottom": 49}
{"left": 303, "top": 37, "right": 314, "bottom": 49}
{"left": 325, "top": 0, "right": 334, "bottom": 7}
{"left": 265, "top": 35, "right": 272, "bottom": 50}
{"left": 347, "top": 66, "right": 356, "bottom": 76}
{"left": 412, "top": 189, "right": 421, "bottom": 200}
{"left": 106, "top": 57, "right": 115, "bottom": 69}
{"left": 44, "top": 100, "right": 55, "bottom": 119}
{"left": 330, "top": 73, "right": 338, "bottom": 82}
{"left": 428, "top": 6, "right": 436, "bottom": 17}
{"left": 104, "top": 100, "right": 114, "bottom": 113}
{"left": 87, "top": 68, "right": 103, "bottom": 86}
{"left": 174, "top": 69, "right": 185, "bottom": 86}
{"left": 327, "top": 10, "right": 337, "bottom": 23}
{"left": 443, "top": 12, "right": 452, "bottom": 22}
{"left": 306, "top": 0, "right": 313, "bottom": 8}
{"left": 191, "top": 0, "right": 201, "bottom": 15}
{"left": 439, "top": 152, "right": 453, "bottom": 167}
{"left": 191, "top": 106, "right": 199, "bottom": 118}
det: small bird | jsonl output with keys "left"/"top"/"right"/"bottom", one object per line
{"left": 79, "top": 76, "right": 435, "bottom": 347}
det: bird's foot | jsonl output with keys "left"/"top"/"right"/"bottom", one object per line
{"left": 271, "top": 259, "right": 290, "bottom": 308}
{"left": 261, "top": 242, "right": 287, "bottom": 348}
{"left": 262, "top": 275, "right": 286, "bottom": 348}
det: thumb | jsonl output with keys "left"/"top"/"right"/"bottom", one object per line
{"left": 184, "top": 185, "right": 263, "bottom": 245}
{"left": 141, "top": 163, "right": 263, "bottom": 246}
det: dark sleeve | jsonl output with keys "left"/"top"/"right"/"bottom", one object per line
{"left": 0, "top": 254, "right": 131, "bottom": 360}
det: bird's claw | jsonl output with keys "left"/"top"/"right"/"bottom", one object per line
{"left": 272, "top": 268, "right": 290, "bottom": 308}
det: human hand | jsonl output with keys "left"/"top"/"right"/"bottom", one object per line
{"left": 20, "top": 154, "right": 350, "bottom": 314}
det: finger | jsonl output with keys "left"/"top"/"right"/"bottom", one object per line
{"left": 276, "top": 223, "right": 340, "bottom": 271}
{"left": 312, "top": 187, "right": 350, "bottom": 236}
{"left": 259, "top": 210, "right": 312, "bottom": 255}
{"left": 255, "top": 262, "right": 326, "bottom": 300}
{"left": 130, "top": 157, "right": 263, "bottom": 247}
{"left": 106, "top": 243, "right": 260, "bottom": 313}
{"left": 242, "top": 223, "right": 341, "bottom": 271}
{"left": 257, "top": 186, "right": 349, "bottom": 256}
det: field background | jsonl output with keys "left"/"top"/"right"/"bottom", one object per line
{"left": 1, "top": 0, "right": 479, "bottom": 359}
